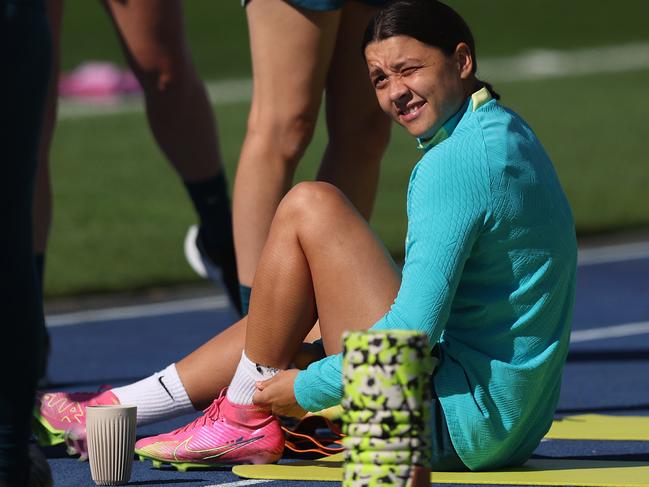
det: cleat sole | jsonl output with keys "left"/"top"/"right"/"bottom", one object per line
{"left": 32, "top": 409, "right": 65, "bottom": 447}
{"left": 135, "top": 449, "right": 228, "bottom": 471}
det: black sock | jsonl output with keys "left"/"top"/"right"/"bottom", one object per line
{"left": 185, "top": 172, "right": 242, "bottom": 315}
{"left": 185, "top": 172, "right": 232, "bottom": 249}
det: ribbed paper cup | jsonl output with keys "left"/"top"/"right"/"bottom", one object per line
{"left": 86, "top": 405, "right": 137, "bottom": 486}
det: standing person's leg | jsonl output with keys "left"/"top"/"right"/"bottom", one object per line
{"left": 33, "top": 0, "right": 63, "bottom": 293}
{"left": 102, "top": 0, "right": 242, "bottom": 313}
{"left": 316, "top": 1, "right": 391, "bottom": 217}
{"left": 32, "top": 0, "right": 62, "bottom": 384}
{"left": 232, "top": 0, "right": 341, "bottom": 312}
{"left": 1, "top": 0, "right": 51, "bottom": 484}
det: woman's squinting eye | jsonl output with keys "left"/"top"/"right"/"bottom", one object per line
{"left": 401, "top": 66, "right": 419, "bottom": 76}
{"left": 372, "top": 74, "right": 388, "bottom": 88}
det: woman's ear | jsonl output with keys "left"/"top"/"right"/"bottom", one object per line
{"left": 454, "top": 42, "right": 474, "bottom": 79}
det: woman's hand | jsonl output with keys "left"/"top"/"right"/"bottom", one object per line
{"left": 252, "top": 369, "right": 307, "bottom": 418}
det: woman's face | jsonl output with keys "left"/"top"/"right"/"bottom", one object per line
{"left": 365, "top": 35, "right": 473, "bottom": 138}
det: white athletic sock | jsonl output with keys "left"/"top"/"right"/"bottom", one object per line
{"left": 226, "top": 351, "right": 279, "bottom": 405}
{"left": 111, "top": 363, "right": 195, "bottom": 425}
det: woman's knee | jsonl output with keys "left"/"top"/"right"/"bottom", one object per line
{"left": 245, "top": 106, "right": 318, "bottom": 170}
{"left": 128, "top": 45, "right": 193, "bottom": 96}
{"left": 276, "top": 181, "right": 345, "bottom": 230}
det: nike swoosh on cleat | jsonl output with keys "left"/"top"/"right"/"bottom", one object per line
{"left": 157, "top": 376, "right": 175, "bottom": 402}
{"left": 174, "top": 434, "right": 265, "bottom": 461}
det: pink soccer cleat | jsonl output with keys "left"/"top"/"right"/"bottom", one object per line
{"left": 135, "top": 390, "right": 284, "bottom": 471}
{"left": 32, "top": 388, "right": 119, "bottom": 459}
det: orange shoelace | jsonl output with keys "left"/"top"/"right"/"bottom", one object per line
{"left": 282, "top": 414, "right": 345, "bottom": 456}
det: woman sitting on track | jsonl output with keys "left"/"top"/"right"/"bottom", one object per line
{"left": 35, "top": 0, "right": 577, "bottom": 472}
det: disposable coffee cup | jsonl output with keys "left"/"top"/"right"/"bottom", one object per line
{"left": 86, "top": 405, "right": 137, "bottom": 486}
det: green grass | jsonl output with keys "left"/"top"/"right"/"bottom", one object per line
{"left": 451, "top": 1, "right": 649, "bottom": 56}
{"left": 500, "top": 70, "right": 649, "bottom": 233}
{"left": 59, "top": 1, "right": 251, "bottom": 80}
{"left": 47, "top": 68, "right": 649, "bottom": 296}
{"left": 45, "top": 1, "right": 649, "bottom": 296}
{"left": 60, "top": 0, "right": 649, "bottom": 79}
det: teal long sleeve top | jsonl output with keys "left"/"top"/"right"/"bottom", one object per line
{"left": 293, "top": 87, "right": 577, "bottom": 471}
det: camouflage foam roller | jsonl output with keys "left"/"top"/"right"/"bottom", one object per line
{"left": 344, "top": 362, "right": 433, "bottom": 391}
{"left": 344, "top": 421, "right": 423, "bottom": 439}
{"left": 342, "top": 331, "right": 436, "bottom": 414}
{"left": 343, "top": 330, "right": 433, "bottom": 367}
{"left": 343, "top": 435, "right": 426, "bottom": 452}
{"left": 342, "top": 366, "right": 432, "bottom": 412}
{"left": 345, "top": 447, "right": 429, "bottom": 466}
{"left": 341, "top": 408, "right": 427, "bottom": 426}
{"left": 343, "top": 462, "right": 414, "bottom": 487}
{"left": 342, "top": 330, "right": 434, "bottom": 486}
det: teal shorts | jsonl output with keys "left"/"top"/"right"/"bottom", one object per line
{"left": 429, "top": 385, "right": 467, "bottom": 471}
{"left": 429, "top": 346, "right": 467, "bottom": 471}
{"left": 244, "top": 0, "right": 389, "bottom": 11}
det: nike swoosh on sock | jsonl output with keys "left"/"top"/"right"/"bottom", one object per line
{"left": 158, "top": 376, "right": 175, "bottom": 402}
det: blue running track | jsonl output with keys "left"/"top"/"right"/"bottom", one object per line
{"left": 42, "top": 242, "right": 649, "bottom": 486}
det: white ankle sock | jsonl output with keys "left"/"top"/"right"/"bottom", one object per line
{"left": 226, "top": 351, "right": 279, "bottom": 405}
{"left": 111, "top": 363, "right": 195, "bottom": 425}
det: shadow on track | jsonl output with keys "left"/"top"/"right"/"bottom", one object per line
{"left": 567, "top": 349, "right": 649, "bottom": 362}
{"left": 556, "top": 404, "right": 649, "bottom": 414}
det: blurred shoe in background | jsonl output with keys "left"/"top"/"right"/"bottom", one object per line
{"left": 58, "top": 62, "right": 140, "bottom": 99}
{"left": 184, "top": 224, "right": 242, "bottom": 314}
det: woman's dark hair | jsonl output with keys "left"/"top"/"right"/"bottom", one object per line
{"left": 362, "top": 0, "right": 500, "bottom": 99}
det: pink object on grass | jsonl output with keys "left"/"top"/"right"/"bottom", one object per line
{"left": 58, "top": 62, "right": 141, "bottom": 98}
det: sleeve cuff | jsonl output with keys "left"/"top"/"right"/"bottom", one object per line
{"left": 294, "top": 354, "right": 343, "bottom": 412}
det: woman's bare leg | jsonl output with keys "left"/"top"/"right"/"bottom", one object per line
{"left": 176, "top": 317, "right": 321, "bottom": 409}
{"left": 246, "top": 181, "right": 401, "bottom": 365}
{"left": 103, "top": 0, "right": 241, "bottom": 310}
{"left": 232, "top": 0, "right": 340, "bottom": 287}
{"left": 234, "top": 2, "right": 391, "bottom": 290}
{"left": 33, "top": 0, "right": 63, "bottom": 286}
{"left": 102, "top": 0, "right": 222, "bottom": 182}
{"left": 316, "top": 2, "right": 391, "bottom": 220}
{"left": 174, "top": 318, "right": 247, "bottom": 409}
